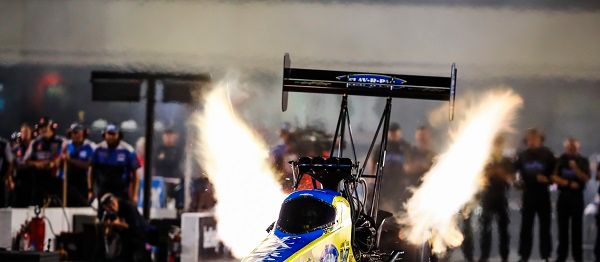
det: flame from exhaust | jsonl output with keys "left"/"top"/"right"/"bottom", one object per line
{"left": 193, "top": 81, "right": 286, "bottom": 258}
{"left": 400, "top": 89, "right": 523, "bottom": 254}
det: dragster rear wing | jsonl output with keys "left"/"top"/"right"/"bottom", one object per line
{"left": 282, "top": 53, "right": 457, "bottom": 119}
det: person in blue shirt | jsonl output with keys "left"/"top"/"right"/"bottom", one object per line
{"left": 63, "top": 123, "right": 96, "bottom": 207}
{"left": 24, "top": 117, "right": 66, "bottom": 207}
{"left": 90, "top": 124, "right": 140, "bottom": 205}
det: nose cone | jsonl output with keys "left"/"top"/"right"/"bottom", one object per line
{"left": 243, "top": 229, "right": 325, "bottom": 261}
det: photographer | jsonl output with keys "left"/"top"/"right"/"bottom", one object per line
{"left": 99, "top": 193, "right": 149, "bottom": 262}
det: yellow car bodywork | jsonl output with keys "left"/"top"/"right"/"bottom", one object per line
{"left": 243, "top": 191, "right": 357, "bottom": 262}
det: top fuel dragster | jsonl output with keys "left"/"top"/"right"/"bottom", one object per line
{"left": 243, "top": 54, "right": 457, "bottom": 262}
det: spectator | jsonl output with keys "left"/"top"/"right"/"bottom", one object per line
{"left": 135, "top": 137, "right": 145, "bottom": 168}
{"left": 271, "top": 123, "right": 293, "bottom": 190}
{"left": 11, "top": 123, "right": 35, "bottom": 207}
{"left": 370, "top": 122, "right": 412, "bottom": 215}
{"left": 460, "top": 207, "right": 475, "bottom": 262}
{"left": 479, "top": 135, "right": 515, "bottom": 262}
{"left": 0, "top": 136, "right": 14, "bottom": 207}
{"left": 370, "top": 123, "right": 417, "bottom": 260}
{"left": 63, "top": 123, "right": 95, "bottom": 207}
{"left": 405, "top": 126, "right": 436, "bottom": 190}
{"left": 24, "top": 117, "right": 65, "bottom": 207}
{"left": 90, "top": 124, "right": 140, "bottom": 205}
{"left": 272, "top": 123, "right": 292, "bottom": 174}
{"left": 551, "top": 138, "right": 590, "bottom": 262}
{"left": 516, "top": 128, "right": 555, "bottom": 262}
{"left": 596, "top": 161, "right": 600, "bottom": 262}
{"left": 154, "top": 129, "right": 183, "bottom": 208}
{"left": 154, "top": 129, "right": 181, "bottom": 178}
{"left": 134, "top": 137, "right": 145, "bottom": 201}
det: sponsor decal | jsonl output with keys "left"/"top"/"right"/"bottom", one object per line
{"left": 337, "top": 74, "right": 406, "bottom": 88}
{"left": 79, "top": 150, "right": 88, "bottom": 159}
{"left": 320, "top": 244, "right": 338, "bottom": 262}
{"left": 117, "top": 153, "right": 126, "bottom": 162}
{"left": 340, "top": 241, "right": 351, "bottom": 262}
